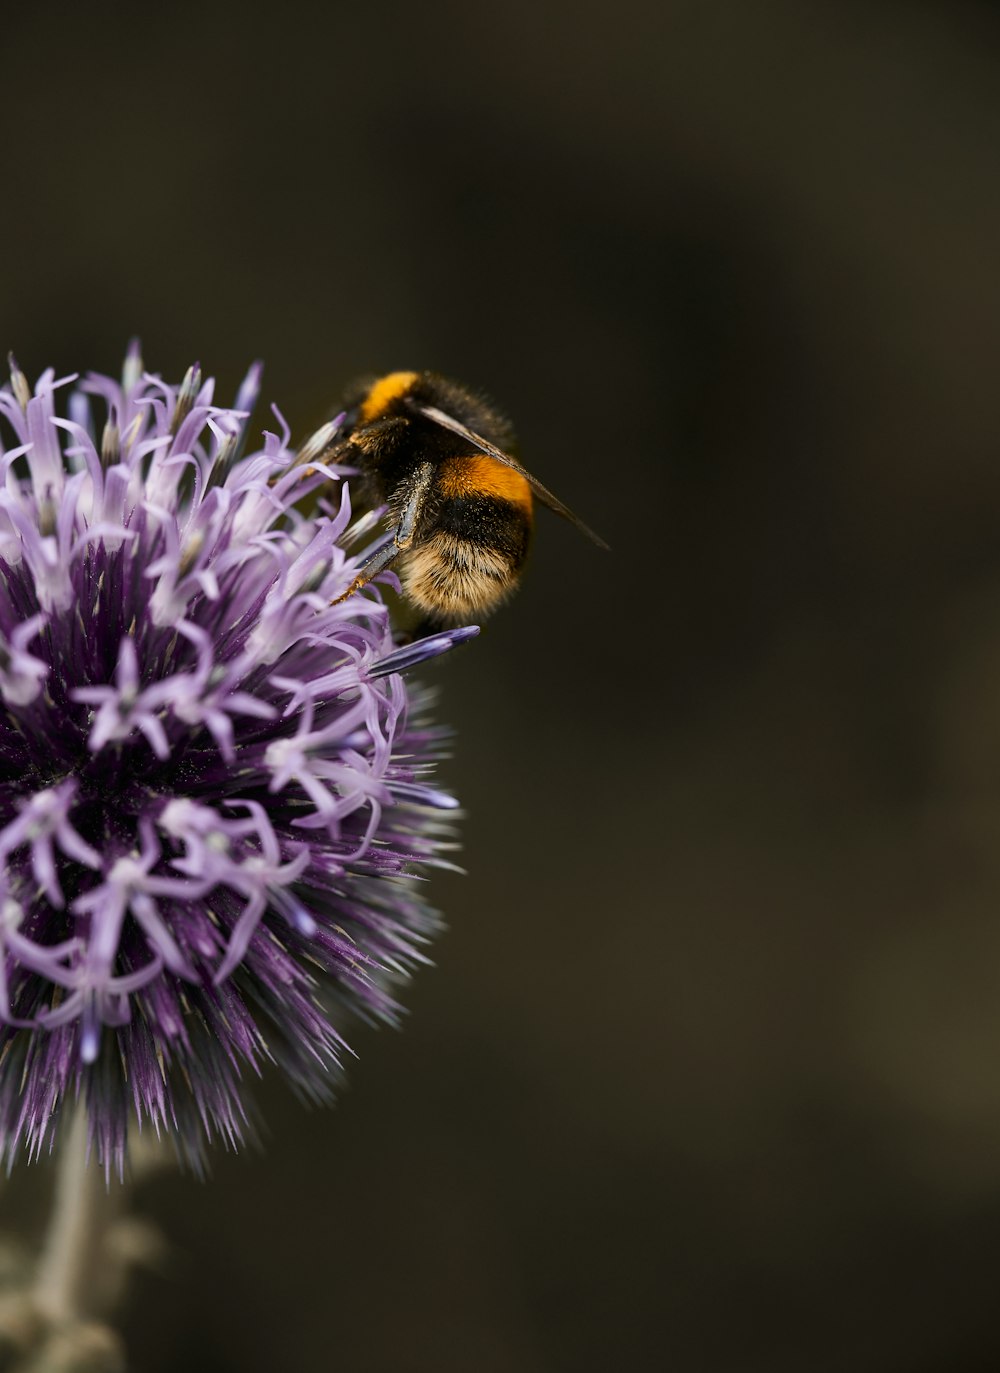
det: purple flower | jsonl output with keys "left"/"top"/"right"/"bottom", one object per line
{"left": 0, "top": 347, "right": 476, "bottom": 1173}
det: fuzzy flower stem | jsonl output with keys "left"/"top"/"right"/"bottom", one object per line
{"left": 33, "top": 1103, "right": 107, "bottom": 1323}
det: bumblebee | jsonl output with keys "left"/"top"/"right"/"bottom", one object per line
{"left": 318, "top": 370, "right": 608, "bottom": 625}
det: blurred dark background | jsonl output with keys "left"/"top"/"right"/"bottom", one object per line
{"left": 6, "top": 1, "right": 1000, "bottom": 1368}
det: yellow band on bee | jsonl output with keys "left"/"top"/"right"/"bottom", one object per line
{"left": 358, "top": 371, "right": 420, "bottom": 422}
{"left": 438, "top": 455, "right": 533, "bottom": 513}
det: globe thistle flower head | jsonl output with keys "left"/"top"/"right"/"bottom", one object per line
{"left": 0, "top": 348, "right": 475, "bottom": 1174}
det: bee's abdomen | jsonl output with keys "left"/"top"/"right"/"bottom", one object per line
{"left": 433, "top": 492, "right": 531, "bottom": 556}
{"left": 405, "top": 494, "right": 532, "bottom": 623}
{"left": 436, "top": 455, "right": 531, "bottom": 512}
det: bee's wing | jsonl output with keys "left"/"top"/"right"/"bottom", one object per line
{"left": 412, "top": 402, "right": 610, "bottom": 551}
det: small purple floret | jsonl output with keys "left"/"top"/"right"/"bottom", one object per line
{"left": 0, "top": 351, "right": 473, "bottom": 1173}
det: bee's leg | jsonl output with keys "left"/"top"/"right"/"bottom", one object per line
{"left": 332, "top": 464, "right": 433, "bottom": 605}
{"left": 330, "top": 536, "right": 403, "bottom": 605}
{"left": 393, "top": 463, "right": 434, "bottom": 550}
